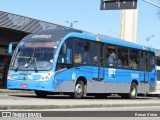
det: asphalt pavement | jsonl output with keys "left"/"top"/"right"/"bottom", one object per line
{"left": 0, "top": 89, "right": 160, "bottom": 110}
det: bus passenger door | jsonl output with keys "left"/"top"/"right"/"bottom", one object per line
{"left": 140, "top": 51, "right": 149, "bottom": 83}
{"left": 92, "top": 43, "right": 105, "bottom": 81}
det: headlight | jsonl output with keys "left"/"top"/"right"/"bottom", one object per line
{"left": 7, "top": 72, "right": 13, "bottom": 80}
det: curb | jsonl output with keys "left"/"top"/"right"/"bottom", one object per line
{"left": 1, "top": 103, "right": 160, "bottom": 110}
{"left": 0, "top": 89, "right": 34, "bottom": 94}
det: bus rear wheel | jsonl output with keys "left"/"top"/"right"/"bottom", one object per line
{"left": 121, "top": 82, "right": 137, "bottom": 99}
{"left": 71, "top": 81, "right": 84, "bottom": 99}
{"left": 35, "top": 90, "right": 48, "bottom": 98}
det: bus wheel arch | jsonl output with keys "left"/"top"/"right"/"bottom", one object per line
{"left": 132, "top": 80, "right": 138, "bottom": 86}
{"left": 71, "top": 76, "right": 87, "bottom": 99}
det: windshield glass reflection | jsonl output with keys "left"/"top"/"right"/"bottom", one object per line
{"left": 11, "top": 40, "right": 58, "bottom": 71}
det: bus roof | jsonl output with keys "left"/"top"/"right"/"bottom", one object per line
{"left": 22, "top": 29, "right": 82, "bottom": 41}
{"left": 22, "top": 29, "right": 154, "bottom": 52}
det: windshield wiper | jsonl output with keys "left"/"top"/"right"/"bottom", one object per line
{"left": 33, "top": 57, "right": 38, "bottom": 73}
{"left": 32, "top": 49, "right": 38, "bottom": 73}
{"left": 15, "top": 62, "right": 26, "bottom": 72}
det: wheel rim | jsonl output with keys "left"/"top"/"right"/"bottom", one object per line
{"left": 131, "top": 86, "right": 136, "bottom": 97}
{"left": 75, "top": 84, "right": 82, "bottom": 94}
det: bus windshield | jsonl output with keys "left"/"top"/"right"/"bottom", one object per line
{"left": 10, "top": 40, "right": 60, "bottom": 71}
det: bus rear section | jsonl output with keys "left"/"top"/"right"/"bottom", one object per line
{"left": 147, "top": 49, "right": 160, "bottom": 96}
{"left": 156, "top": 67, "right": 160, "bottom": 95}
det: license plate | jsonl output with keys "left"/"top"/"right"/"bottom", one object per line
{"left": 20, "top": 84, "right": 28, "bottom": 88}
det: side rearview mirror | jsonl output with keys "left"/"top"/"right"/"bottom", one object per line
{"left": 60, "top": 43, "right": 67, "bottom": 55}
{"left": 8, "top": 42, "right": 19, "bottom": 54}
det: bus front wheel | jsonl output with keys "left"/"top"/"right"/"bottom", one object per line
{"left": 35, "top": 90, "right": 48, "bottom": 98}
{"left": 71, "top": 81, "right": 84, "bottom": 99}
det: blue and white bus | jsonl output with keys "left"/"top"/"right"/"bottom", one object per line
{"left": 7, "top": 29, "right": 157, "bottom": 99}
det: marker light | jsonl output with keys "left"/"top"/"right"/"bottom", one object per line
{"left": 97, "top": 37, "right": 101, "bottom": 42}
{"left": 7, "top": 72, "right": 13, "bottom": 80}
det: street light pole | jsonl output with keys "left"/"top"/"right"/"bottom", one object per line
{"left": 143, "top": 0, "right": 160, "bottom": 8}
{"left": 146, "top": 35, "right": 154, "bottom": 46}
{"left": 65, "top": 21, "right": 78, "bottom": 27}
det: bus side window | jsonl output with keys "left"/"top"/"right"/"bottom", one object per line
{"left": 73, "top": 39, "right": 91, "bottom": 65}
{"left": 107, "top": 45, "right": 116, "bottom": 67}
{"left": 57, "top": 39, "right": 73, "bottom": 64}
{"left": 129, "top": 49, "right": 139, "bottom": 70}
{"left": 149, "top": 53, "right": 155, "bottom": 71}
{"left": 117, "top": 47, "right": 129, "bottom": 68}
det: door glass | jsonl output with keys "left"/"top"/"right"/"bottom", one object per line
{"left": 92, "top": 43, "right": 98, "bottom": 66}
{"left": 140, "top": 51, "right": 145, "bottom": 71}
{"left": 100, "top": 44, "right": 104, "bottom": 67}
{"left": 92, "top": 42, "right": 104, "bottom": 81}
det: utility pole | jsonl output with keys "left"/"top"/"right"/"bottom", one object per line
{"left": 143, "top": 0, "right": 160, "bottom": 8}
{"left": 146, "top": 35, "right": 154, "bottom": 46}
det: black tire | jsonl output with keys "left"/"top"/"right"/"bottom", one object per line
{"left": 35, "top": 90, "right": 48, "bottom": 98}
{"left": 71, "top": 81, "right": 84, "bottom": 99}
{"left": 121, "top": 82, "right": 137, "bottom": 99}
{"left": 129, "top": 82, "right": 137, "bottom": 99}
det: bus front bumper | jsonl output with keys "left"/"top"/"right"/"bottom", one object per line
{"left": 7, "top": 79, "right": 53, "bottom": 92}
